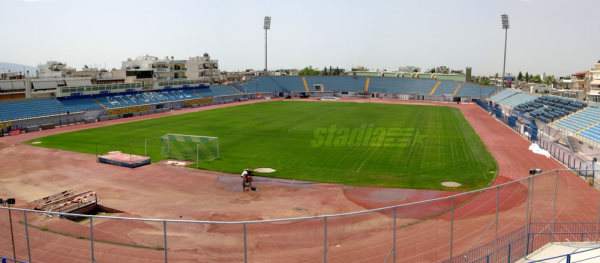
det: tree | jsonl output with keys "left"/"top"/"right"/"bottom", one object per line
{"left": 533, "top": 74, "right": 542, "bottom": 84}
{"left": 413, "top": 68, "right": 418, "bottom": 73}
{"left": 322, "top": 67, "right": 328, "bottom": 75}
{"left": 430, "top": 68, "right": 435, "bottom": 74}
{"left": 332, "top": 67, "right": 341, "bottom": 75}
{"left": 481, "top": 77, "right": 491, "bottom": 85}
{"left": 518, "top": 71, "right": 523, "bottom": 81}
{"left": 525, "top": 72, "right": 530, "bottom": 82}
{"left": 298, "top": 66, "right": 320, "bottom": 76}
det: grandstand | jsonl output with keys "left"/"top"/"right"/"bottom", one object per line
{"left": 240, "top": 76, "right": 497, "bottom": 96}
{"left": 498, "top": 93, "right": 537, "bottom": 108}
{"left": 483, "top": 90, "right": 600, "bottom": 169}
{"left": 0, "top": 98, "right": 104, "bottom": 121}
{"left": 208, "top": 85, "right": 241, "bottom": 96}
{"left": 59, "top": 97, "right": 104, "bottom": 112}
{"left": 0, "top": 85, "right": 243, "bottom": 122}
{"left": 456, "top": 82, "right": 497, "bottom": 97}
{"left": 368, "top": 77, "right": 438, "bottom": 94}
{"left": 484, "top": 90, "right": 600, "bottom": 163}
{"left": 514, "top": 96, "right": 587, "bottom": 123}
{"left": 554, "top": 107, "right": 600, "bottom": 140}
{"left": 431, "top": 81, "right": 459, "bottom": 96}
{"left": 580, "top": 123, "right": 600, "bottom": 142}
{"left": 95, "top": 89, "right": 205, "bottom": 109}
{"left": 0, "top": 99, "right": 63, "bottom": 120}
{"left": 489, "top": 88, "right": 519, "bottom": 102}
{"left": 242, "top": 77, "right": 303, "bottom": 92}
{"left": 489, "top": 91, "right": 600, "bottom": 143}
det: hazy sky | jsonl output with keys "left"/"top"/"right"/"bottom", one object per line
{"left": 1, "top": 0, "right": 599, "bottom": 76}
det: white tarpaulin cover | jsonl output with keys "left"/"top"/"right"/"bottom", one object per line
{"left": 32, "top": 80, "right": 58, "bottom": 89}
{"left": 529, "top": 143, "right": 551, "bottom": 158}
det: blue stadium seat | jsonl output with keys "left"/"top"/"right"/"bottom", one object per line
{"left": 239, "top": 76, "right": 496, "bottom": 97}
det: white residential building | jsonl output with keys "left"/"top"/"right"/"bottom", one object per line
{"left": 36, "top": 61, "right": 75, "bottom": 78}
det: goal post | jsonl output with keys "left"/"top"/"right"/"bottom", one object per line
{"left": 159, "top": 133, "right": 219, "bottom": 163}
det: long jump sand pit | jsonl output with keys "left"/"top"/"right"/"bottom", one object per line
{"left": 0, "top": 98, "right": 598, "bottom": 262}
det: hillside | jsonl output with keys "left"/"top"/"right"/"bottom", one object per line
{"left": 0, "top": 61, "right": 36, "bottom": 75}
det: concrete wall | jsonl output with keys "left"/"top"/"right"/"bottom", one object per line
{"left": 6, "top": 112, "right": 87, "bottom": 132}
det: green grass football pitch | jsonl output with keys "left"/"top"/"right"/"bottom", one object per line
{"left": 26, "top": 101, "right": 497, "bottom": 190}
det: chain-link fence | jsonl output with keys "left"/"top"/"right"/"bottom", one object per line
{"left": 0, "top": 169, "right": 598, "bottom": 263}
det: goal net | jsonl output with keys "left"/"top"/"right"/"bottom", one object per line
{"left": 160, "top": 133, "right": 219, "bottom": 162}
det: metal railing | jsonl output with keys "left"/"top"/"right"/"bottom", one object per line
{"left": 553, "top": 124, "right": 600, "bottom": 149}
{"left": 446, "top": 222, "right": 600, "bottom": 263}
{"left": 1, "top": 168, "right": 598, "bottom": 263}
{"left": 0, "top": 256, "right": 28, "bottom": 263}
{"left": 526, "top": 245, "right": 600, "bottom": 263}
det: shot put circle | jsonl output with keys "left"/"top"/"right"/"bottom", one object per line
{"left": 441, "top": 181, "right": 461, "bottom": 188}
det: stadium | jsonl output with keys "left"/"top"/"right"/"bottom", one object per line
{"left": 2, "top": 2, "right": 600, "bottom": 263}
{"left": 1, "top": 74, "right": 599, "bottom": 263}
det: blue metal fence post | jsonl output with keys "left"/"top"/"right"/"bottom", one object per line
{"left": 526, "top": 232, "right": 531, "bottom": 255}
{"left": 551, "top": 170, "right": 559, "bottom": 243}
{"left": 525, "top": 177, "right": 532, "bottom": 257}
{"left": 507, "top": 243, "right": 511, "bottom": 263}
{"left": 323, "top": 217, "right": 327, "bottom": 263}
{"left": 393, "top": 208, "right": 396, "bottom": 263}
{"left": 90, "top": 217, "right": 94, "bottom": 263}
{"left": 593, "top": 160, "right": 597, "bottom": 183}
{"left": 243, "top": 223, "right": 247, "bottom": 263}
{"left": 566, "top": 254, "right": 571, "bottom": 263}
{"left": 449, "top": 198, "right": 454, "bottom": 260}
{"left": 163, "top": 220, "right": 167, "bottom": 263}
{"left": 596, "top": 191, "right": 600, "bottom": 242}
{"left": 495, "top": 186, "right": 500, "bottom": 262}
{"left": 24, "top": 211, "right": 31, "bottom": 263}
{"left": 586, "top": 165, "right": 589, "bottom": 180}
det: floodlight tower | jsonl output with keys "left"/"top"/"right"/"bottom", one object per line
{"left": 501, "top": 14, "right": 509, "bottom": 89}
{"left": 264, "top": 16, "right": 271, "bottom": 75}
